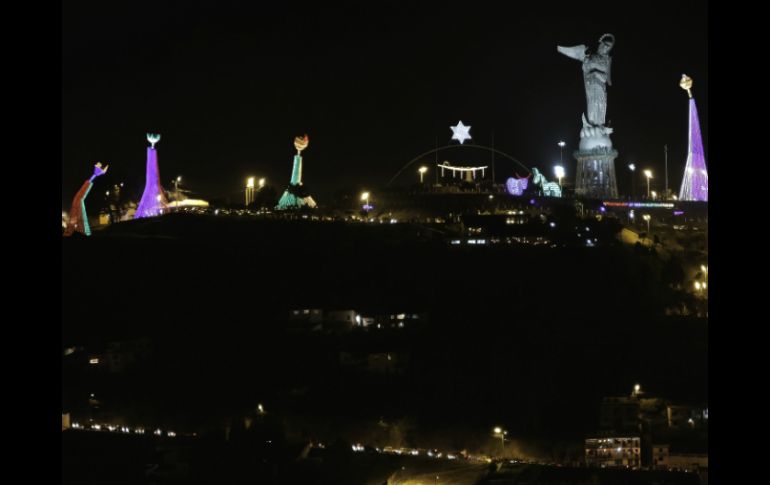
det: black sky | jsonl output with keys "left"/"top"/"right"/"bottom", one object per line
{"left": 63, "top": 0, "right": 707, "bottom": 205}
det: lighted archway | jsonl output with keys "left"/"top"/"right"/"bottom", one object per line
{"left": 387, "top": 144, "right": 532, "bottom": 187}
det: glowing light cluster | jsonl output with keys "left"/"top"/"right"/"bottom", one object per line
{"left": 505, "top": 176, "right": 529, "bottom": 196}
{"left": 438, "top": 162, "right": 488, "bottom": 182}
{"left": 532, "top": 168, "right": 562, "bottom": 197}
{"left": 167, "top": 199, "right": 210, "bottom": 208}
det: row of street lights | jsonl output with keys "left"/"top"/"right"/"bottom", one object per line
{"left": 628, "top": 165, "right": 660, "bottom": 199}
{"left": 245, "top": 177, "right": 266, "bottom": 206}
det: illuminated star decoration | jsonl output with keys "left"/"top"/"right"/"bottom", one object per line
{"left": 450, "top": 121, "right": 472, "bottom": 145}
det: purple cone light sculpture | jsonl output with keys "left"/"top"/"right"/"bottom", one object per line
{"left": 678, "top": 75, "right": 708, "bottom": 202}
{"left": 134, "top": 133, "right": 169, "bottom": 218}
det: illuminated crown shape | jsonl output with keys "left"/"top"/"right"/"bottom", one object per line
{"left": 147, "top": 133, "right": 161, "bottom": 148}
{"left": 294, "top": 134, "right": 309, "bottom": 153}
{"left": 680, "top": 74, "right": 693, "bottom": 98}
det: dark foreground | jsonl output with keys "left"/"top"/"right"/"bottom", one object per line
{"left": 63, "top": 430, "right": 702, "bottom": 485}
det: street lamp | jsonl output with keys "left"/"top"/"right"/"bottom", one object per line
{"left": 558, "top": 141, "right": 565, "bottom": 165}
{"left": 259, "top": 177, "right": 266, "bottom": 189}
{"left": 246, "top": 177, "right": 255, "bottom": 207}
{"left": 419, "top": 166, "right": 428, "bottom": 184}
{"left": 643, "top": 170, "right": 653, "bottom": 199}
{"left": 554, "top": 165, "right": 565, "bottom": 189}
{"left": 628, "top": 164, "right": 636, "bottom": 199}
{"left": 493, "top": 427, "right": 507, "bottom": 455}
{"left": 174, "top": 176, "right": 182, "bottom": 209}
{"left": 651, "top": 190, "right": 657, "bottom": 200}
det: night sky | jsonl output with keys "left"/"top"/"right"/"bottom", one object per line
{"left": 63, "top": 0, "right": 707, "bottom": 206}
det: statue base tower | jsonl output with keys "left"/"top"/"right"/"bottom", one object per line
{"left": 573, "top": 114, "right": 618, "bottom": 199}
{"left": 574, "top": 146, "right": 619, "bottom": 199}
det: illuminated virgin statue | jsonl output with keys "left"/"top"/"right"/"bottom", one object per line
{"left": 557, "top": 33, "right": 619, "bottom": 199}
{"left": 558, "top": 34, "right": 615, "bottom": 146}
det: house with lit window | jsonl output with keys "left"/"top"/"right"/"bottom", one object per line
{"left": 585, "top": 436, "right": 641, "bottom": 469}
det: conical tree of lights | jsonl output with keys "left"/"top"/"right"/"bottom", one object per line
{"left": 678, "top": 75, "right": 708, "bottom": 202}
{"left": 134, "top": 133, "right": 169, "bottom": 218}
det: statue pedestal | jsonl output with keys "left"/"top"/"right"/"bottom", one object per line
{"left": 574, "top": 146, "right": 618, "bottom": 200}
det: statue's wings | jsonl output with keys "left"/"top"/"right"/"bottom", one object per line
{"left": 557, "top": 44, "right": 588, "bottom": 61}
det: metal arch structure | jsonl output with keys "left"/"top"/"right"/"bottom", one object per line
{"left": 386, "top": 144, "right": 532, "bottom": 187}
